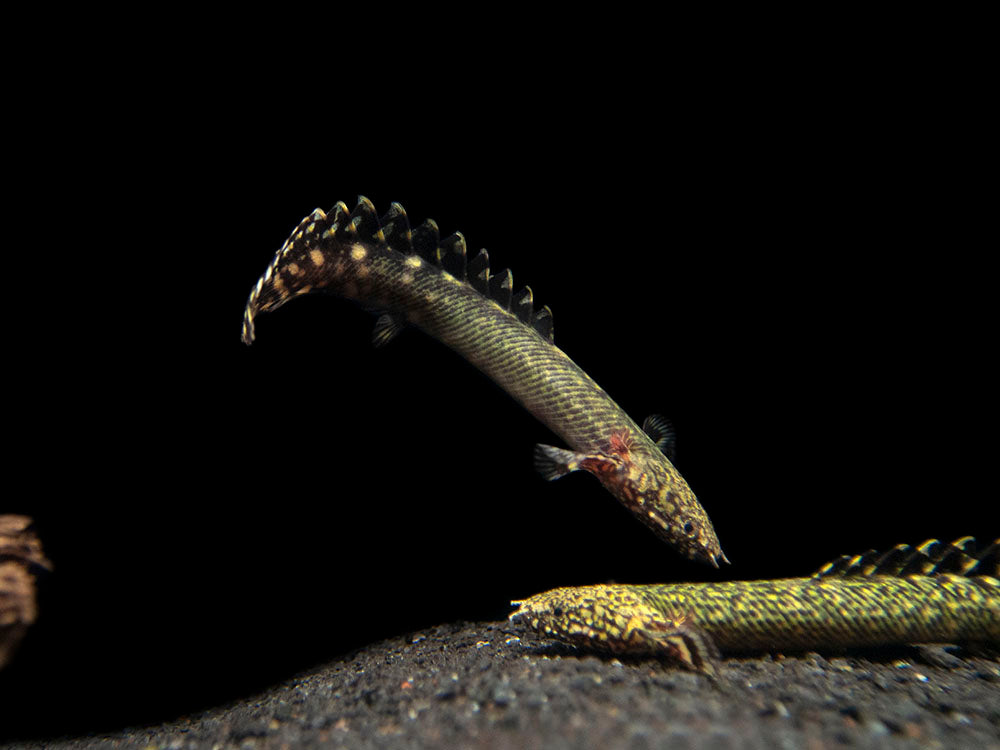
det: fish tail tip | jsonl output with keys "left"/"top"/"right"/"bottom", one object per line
{"left": 241, "top": 313, "right": 257, "bottom": 345}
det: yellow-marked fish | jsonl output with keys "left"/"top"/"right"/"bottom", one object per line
{"left": 510, "top": 537, "right": 1000, "bottom": 675}
{"left": 242, "top": 198, "right": 725, "bottom": 565}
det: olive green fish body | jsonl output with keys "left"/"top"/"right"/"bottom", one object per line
{"left": 645, "top": 575, "right": 998, "bottom": 651}
{"left": 242, "top": 198, "right": 723, "bottom": 564}
{"left": 510, "top": 538, "right": 1000, "bottom": 674}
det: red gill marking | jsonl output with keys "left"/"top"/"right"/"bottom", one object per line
{"left": 579, "top": 454, "right": 621, "bottom": 478}
{"left": 607, "top": 428, "right": 633, "bottom": 457}
{"left": 579, "top": 428, "right": 636, "bottom": 483}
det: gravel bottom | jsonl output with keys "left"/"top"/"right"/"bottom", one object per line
{"left": 5, "top": 621, "right": 999, "bottom": 750}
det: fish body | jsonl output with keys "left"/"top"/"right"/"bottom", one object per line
{"left": 510, "top": 537, "right": 1000, "bottom": 675}
{"left": 242, "top": 198, "right": 724, "bottom": 565}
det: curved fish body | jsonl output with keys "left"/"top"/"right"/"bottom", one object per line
{"left": 510, "top": 537, "right": 1000, "bottom": 675}
{"left": 242, "top": 198, "right": 724, "bottom": 565}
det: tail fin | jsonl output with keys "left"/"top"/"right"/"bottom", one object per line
{"left": 241, "top": 204, "right": 346, "bottom": 345}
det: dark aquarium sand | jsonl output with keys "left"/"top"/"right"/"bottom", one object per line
{"left": 5, "top": 620, "right": 998, "bottom": 750}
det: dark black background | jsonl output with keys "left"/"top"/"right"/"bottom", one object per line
{"left": 3, "top": 34, "right": 994, "bottom": 739}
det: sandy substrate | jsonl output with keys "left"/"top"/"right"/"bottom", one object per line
{"left": 5, "top": 620, "right": 999, "bottom": 749}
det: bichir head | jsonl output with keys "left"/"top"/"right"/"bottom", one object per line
{"left": 509, "top": 584, "right": 719, "bottom": 673}
{"left": 602, "top": 440, "right": 728, "bottom": 567}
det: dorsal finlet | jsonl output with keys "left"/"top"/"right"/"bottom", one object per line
{"left": 331, "top": 201, "right": 350, "bottom": 224}
{"left": 347, "top": 196, "right": 381, "bottom": 242}
{"left": 379, "top": 202, "right": 411, "bottom": 254}
{"left": 411, "top": 219, "right": 440, "bottom": 262}
{"left": 532, "top": 305, "right": 554, "bottom": 342}
{"left": 437, "top": 232, "right": 468, "bottom": 280}
{"left": 513, "top": 286, "right": 534, "bottom": 324}
{"left": 489, "top": 268, "right": 514, "bottom": 311}
{"left": 468, "top": 249, "right": 491, "bottom": 295}
{"left": 965, "top": 538, "right": 999, "bottom": 577}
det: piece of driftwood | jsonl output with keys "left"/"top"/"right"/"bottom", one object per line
{"left": 0, "top": 515, "right": 51, "bottom": 669}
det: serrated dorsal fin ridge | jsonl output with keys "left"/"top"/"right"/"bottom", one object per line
{"left": 812, "top": 537, "right": 999, "bottom": 579}
{"left": 312, "top": 200, "right": 554, "bottom": 342}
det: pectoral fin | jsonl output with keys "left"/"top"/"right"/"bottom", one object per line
{"left": 640, "top": 613, "right": 721, "bottom": 677}
{"left": 533, "top": 444, "right": 582, "bottom": 480}
{"left": 533, "top": 444, "right": 623, "bottom": 481}
{"left": 642, "top": 414, "right": 676, "bottom": 460}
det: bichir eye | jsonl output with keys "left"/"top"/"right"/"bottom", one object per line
{"left": 683, "top": 521, "right": 695, "bottom": 535}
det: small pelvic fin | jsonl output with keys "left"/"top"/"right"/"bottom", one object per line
{"left": 372, "top": 313, "right": 406, "bottom": 348}
{"left": 642, "top": 415, "right": 676, "bottom": 459}
{"left": 533, "top": 444, "right": 582, "bottom": 481}
{"left": 643, "top": 615, "right": 721, "bottom": 677}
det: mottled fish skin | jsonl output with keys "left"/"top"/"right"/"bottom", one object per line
{"left": 242, "top": 198, "right": 724, "bottom": 565}
{"left": 509, "top": 538, "right": 1000, "bottom": 674}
